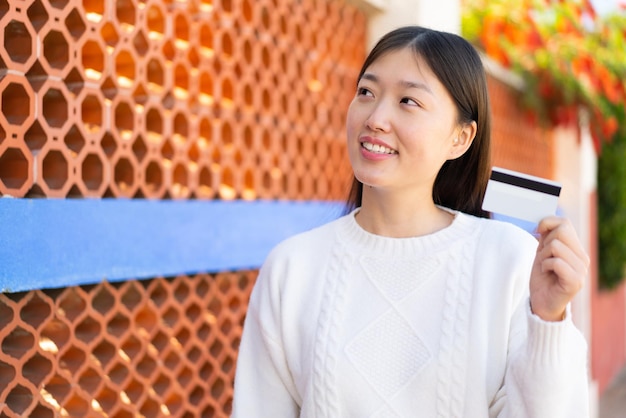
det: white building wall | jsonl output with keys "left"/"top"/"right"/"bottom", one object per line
{"left": 349, "top": 0, "right": 461, "bottom": 49}
{"left": 553, "top": 113, "right": 599, "bottom": 417}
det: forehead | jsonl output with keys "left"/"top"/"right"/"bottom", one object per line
{"left": 365, "top": 47, "right": 436, "bottom": 81}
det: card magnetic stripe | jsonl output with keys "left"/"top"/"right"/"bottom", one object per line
{"left": 490, "top": 170, "right": 561, "bottom": 196}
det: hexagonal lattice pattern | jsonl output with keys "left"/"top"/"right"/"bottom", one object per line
{"left": 0, "top": 272, "right": 256, "bottom": 417}
{"left": 0, "top": 0, "right": 366, "bottom": 198}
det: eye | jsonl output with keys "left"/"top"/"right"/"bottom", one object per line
{"left": 357, "top": 87, "right": 373, "bottom": 97}
{"left": 400, "top": 97, "right": 420, "bottom": 107}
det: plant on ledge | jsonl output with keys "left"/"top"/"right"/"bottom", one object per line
{"left": 462, "top": 0, "right": 626, "bottom": 288}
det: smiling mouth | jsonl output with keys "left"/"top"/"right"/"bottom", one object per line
{"left": 361, "top": 141, "right": 397, "bottom": 155}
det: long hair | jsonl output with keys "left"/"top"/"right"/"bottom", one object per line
{"left": 344, "top": 26, "right": 491, "bottom": 218}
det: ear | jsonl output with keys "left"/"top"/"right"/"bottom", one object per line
{"left": 448, "top": 121, "right": 477, "bottom": 160}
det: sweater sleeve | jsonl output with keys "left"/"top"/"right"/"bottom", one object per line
{"left": 231, "top": 252, "right": 301, "bottom": 417}
{"left": 490, "top": 298, "right": 590, "bottom": 418}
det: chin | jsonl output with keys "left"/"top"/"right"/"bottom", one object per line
{"left": 354, "top": 173, "right": 384, "bottom": 189}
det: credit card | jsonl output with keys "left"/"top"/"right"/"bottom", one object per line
{"left": 481, "top": 167, "right": 561, "bottom": 223}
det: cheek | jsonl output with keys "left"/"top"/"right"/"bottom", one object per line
{"left": 345, "top": 103, "right": 359, "bottom": 140}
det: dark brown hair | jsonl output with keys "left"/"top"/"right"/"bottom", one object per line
{"left": 344, "top": 26, "right": 491, "bottom": 218}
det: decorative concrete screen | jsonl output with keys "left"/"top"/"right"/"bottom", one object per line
{"left": 0, "top": 0, "right": 367, "bottom": 416}
{"left": 0, "top": 0, "right": 364, "bottom": 200}
{"left": 0, "top": 272, "right": 255, "bottom": 417}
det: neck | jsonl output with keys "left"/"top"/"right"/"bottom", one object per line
{"left": 356, "top": 187, "right": 454, "bottom": 238}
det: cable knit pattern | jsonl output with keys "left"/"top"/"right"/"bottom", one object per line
{"left": 436, "top": 245, "right": 462, "bottom": 417}
{"left": 231, "top": 209, "right": 590, "bottom": 418}
{"left": 435, "top": 235, "right": 476, "bottom": 418}
{"left": 313, "top": 241, "right": 352, "bottom": 418}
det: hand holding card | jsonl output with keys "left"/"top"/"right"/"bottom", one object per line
{"left": 482, "top": 168, "right": 589, "bottom": 321}
{"left": 530, "top": 217, "right": 589, "bottom": 321}
{"left": 482, "top": 167, "right": 562, "bottom": 223}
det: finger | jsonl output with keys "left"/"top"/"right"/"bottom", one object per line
{"left": 541, "top": 229, "right": 590, "bottom": 269}
{"left": 538, "top": 238, "right": 589, "bottom": 277}
{"left": 537, "top": 218, "right": 590, "bottom": 266}
{"left": 541, "top": 257, "right": 584, "bottom": 293}
{"left": 535, "top": 216, "right": 565, "bottom": 251}
{"left": 536, "top": 216, "right": 565, "bottom": 235}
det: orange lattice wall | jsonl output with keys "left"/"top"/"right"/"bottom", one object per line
{"left": 0, "top": 272, "right": 256, "bottom": 417}
{"left": 0, "top": 0, "right": 365, "bottom": 200}
{"left": 0, "top": 0, "right": 366, "bottom": 416}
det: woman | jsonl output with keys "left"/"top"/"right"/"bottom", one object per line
{"left": 232, "top": 26, "right": 590, "bottom": 417}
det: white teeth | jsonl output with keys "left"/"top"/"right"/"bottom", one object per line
{"left": 362, "top": 142, "right": 396, "bottom": 154}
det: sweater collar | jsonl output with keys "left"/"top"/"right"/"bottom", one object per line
{"left": 337, "top": 207, "right": 479, "bottom": 257}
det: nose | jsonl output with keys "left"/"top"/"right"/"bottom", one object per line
{"left": 365, "top": 101, "right": 392, "bottom": 133}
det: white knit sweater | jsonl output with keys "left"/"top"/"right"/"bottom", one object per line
{"left": 232, "top": 209, "right": 589, "bottom": 417}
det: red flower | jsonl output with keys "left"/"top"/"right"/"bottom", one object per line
{"left": 602, "top": 117, "right": 619, "bottom": 140}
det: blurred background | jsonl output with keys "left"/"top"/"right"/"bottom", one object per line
{"left": 0, "top": 0, "right": 624, "bottom": 416}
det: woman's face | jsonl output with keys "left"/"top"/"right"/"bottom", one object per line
{"left": 346, "top": 47, "right": 467, "bottom": 196}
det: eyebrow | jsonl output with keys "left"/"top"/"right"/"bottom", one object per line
{"left": 361, "top": 73, "right": 433, "bottom": 95}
